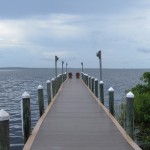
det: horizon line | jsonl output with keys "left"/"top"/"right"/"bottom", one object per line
{"left": 0, "top": 67, "right": 150, "bottom": 70}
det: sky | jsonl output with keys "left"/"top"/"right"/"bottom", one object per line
{"left": 0, "top": 0, "right": 150, "bottom": 68}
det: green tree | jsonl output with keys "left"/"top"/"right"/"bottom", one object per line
{"left": 132, "top": 72, "right": 150, "bottom": 94}
{"left": 131, "top": 72, "right": 150, "bottom": 125}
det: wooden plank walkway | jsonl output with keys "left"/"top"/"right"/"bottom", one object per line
{"left": 24, "top": 79, "right": 140, "bottom": 150}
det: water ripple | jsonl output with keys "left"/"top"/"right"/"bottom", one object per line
{"left": 0, "top": 68, "right": 147, "bottom": 150}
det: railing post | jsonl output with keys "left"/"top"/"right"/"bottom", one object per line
{"left": 84, "top": 74, "right": 86, "bottom": 84}
{"left": 55, "top": 77, "right": 57, "bottom": 94}
{"left": 91, "top": 77, "right": 95, "bottom": 93}
{"left": 64, "top": 72, "right": 67, "bottom": 81}
{"left": 88, "top": 76, "right": 91, "bottom": 89}
{"left": 85, "top": 74, "right": 87, "bottom": 85}
{"left": 99, "top": 81, "right": 104, "bottom": 104}
{"left": 108, "top": 87, "right": 114, "bottom": 116}
{"left": 58, "top": 74, "right": 61, "bottom": 89}
{"left": 60, "top": 74, "right": 62, "bottom": 85}
{"left": 0, "top": 109, "right": 9, "bottom": 150}
{"left": 83, "top": 73, "right": 85, "bottom": 83}
{"left": 81, "top": 72, "right": 83, "bottom": 80}
{"left": 63, "top": 73, "right": 65, "bottom": 82}
{"left": 38, "top": 85, "right": 44, "bottom": 117}
{"left": 89, "top": 76, "right": 92, "bottom": 90}
{"left": 22, "top": 92, "right": 31, "bottom": 143}
{"left": 126, "top": 91, "right": 134, "bottom": 139}
{"left": 86, "top": 74, "right": 88, "bottom": 86}
{"left": 63, "top": 73, "right": 66, "bottom": 82}
{"left": 61, "top": 74, "right": 63, "bottom": 83}
{"left": 58, "top": 75, "right": 60, "bottom": 91}
{"left": 47, "top": 80, "right": 51, "bottom": 104}
{"left": 94, "top": 78, "right": 98, "bottom": 97}
{"left": 51, "top": 78, "right": 55, "bottom": 98}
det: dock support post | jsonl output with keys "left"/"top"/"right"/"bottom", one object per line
{"left": 63, "top": 73, "right": 65, "bottom": 82}
{"left": 84, "top": 74, "right": 86, "bottom": 84}
{"left": 126, "top": 92, "right": 134, "bottom": 139}
{"left": 83, "top": 74, "right": 85, "bottom": 83}
{"left": 108, "top": 87, "right": 114, "bottom": 116}
{"left": 64, "top": 72, "right": 67, "bottom": 81}
{"left": 0, "top": 109, "right": 9, "bottom": 150}
{"left": 47, "top": 80, "right": 51, "bottom": 104}
{"left": 38, "top": 85, "right": 44, "bottom": 117}
{"left": 81, "top": 72, "right": 83, "bottom": 80}
{"left": 61, "top": 74, "right": 63, "bottom": 83}
{"left": 88, "top": 76, "right": 91, "bottom": 89}
{"left": 60, "top": 74, "right": 62, "bottom": 84}
{"left": 66, "top": 72, "right": 68, "bottom": 80}
{"left": 89, "top": 76, "right": 92, "bottom": 90}
{"left": 55, "top": 75, "right": 60, "bottom": 93}
{"left": 86, "top": 74, "right": 88, "bottom": 86}
{"left": 55, "top": 77, "right": 57, "bottom": 94}
{"left": 95, "top": 79, "right": 98, "bottom": 97}
{"left": 51, "top": 78, "right": 55, "bottom": 98}
{"left": 91, "top": 77, "right": 95, "bottom": 93}
{"left": 22, "top": 92, "right": 31, "bottom": 143}
{"left": 99, "top": 81, "right": 104, "bottom": 104}
{"left": 58, "top": 74, "right": 61, "bottom": 89}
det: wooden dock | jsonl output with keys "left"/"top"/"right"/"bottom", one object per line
{"left": 23, "top": 78, "right": 141, "bottom": 150}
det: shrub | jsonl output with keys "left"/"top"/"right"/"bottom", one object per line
{"left": 131, "top": 72, "right": 150, "bottom": 125}
{"left": 133, "top": 92, "right": 150, "bottom": 125}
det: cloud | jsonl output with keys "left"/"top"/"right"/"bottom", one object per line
{"left": 1, "top": 10, "right": 150, "bottom": 50}
{"left": 137, "top": 47, "right": 150, "bottom": 54}
{"left": 0, "top": 19, "right": 30, "bottom": 48}
{"left": 41, "top": 51, "right": 72, "bottom": 61}
{"left": 1, "top": 4, "right": 150, "bottom": 68}
{"left": 26, "top": 14, "right": 85, "bottom": 41}
{"left": 0, "top": 13, "right": 86, "bottom": 50}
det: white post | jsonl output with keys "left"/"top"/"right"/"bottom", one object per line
{"left": 126, "top": 91, "right": 134, "bottom": 139}
{"left": 95, "top": 78, "right": 98, "bottom": 97}
{"left": 51, "top": 78, "right": 55, "bottom": 97}
{"left": 38, "top": 85, "right": 44, "bottom": 117}
{"left": 0, "top": 109, "right": 10, "bottom": 150}
{"left": 47, "top": 80, "right": 51, "bottom": 104}
{"left": 22, "top": 92, "right": 31, "bottom": 143}
{"left": 108, "top": 87, "right": 114, "bottom": 116}
{"left": 91, "top": 77, "right": 95, "bottom": 93}
{"left": 88, "top": 76, "right": 91, "bottom": 89}
{"left": 99, "top": 81, "right": 104, "bottom": 104}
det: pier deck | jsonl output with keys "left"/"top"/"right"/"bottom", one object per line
{"left": 26, "top": 79, "right": 137, "bottom": 150}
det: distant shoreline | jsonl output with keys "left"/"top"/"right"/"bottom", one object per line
{"left": 0, "top": 67, "right": 150, "bottom": 70}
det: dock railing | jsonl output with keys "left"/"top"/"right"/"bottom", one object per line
{"left": 0, "top": 71, "right": 140, "bottom": 150}
{"left": 0, "top": 72, "right": 67, "bottom": 150}
{"left": 81, "top": 72, "right": 135, "bottom": 140}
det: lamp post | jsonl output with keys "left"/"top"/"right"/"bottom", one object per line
{"left": 55, "top": 56, "right": 59, "bottom": 77}
{"left": 81, "top": 62, "right": 83, "bottom": 72}
{"left": 96, "top": 50, "right": 102, "bottom": 81}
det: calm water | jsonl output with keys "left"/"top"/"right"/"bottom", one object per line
{"left": 0, "top": 68, "right": 149, "bottom": 150}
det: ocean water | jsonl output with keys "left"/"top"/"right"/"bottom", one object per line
{"left": 0, "top": 68, "right": 149, "bottom": 150}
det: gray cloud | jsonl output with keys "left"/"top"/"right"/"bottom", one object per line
{"left": 137, "top": 47, "right": 150, "bottom": 54}
{"left": 1, "top": 1, "right": 150, "bottom": 68}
